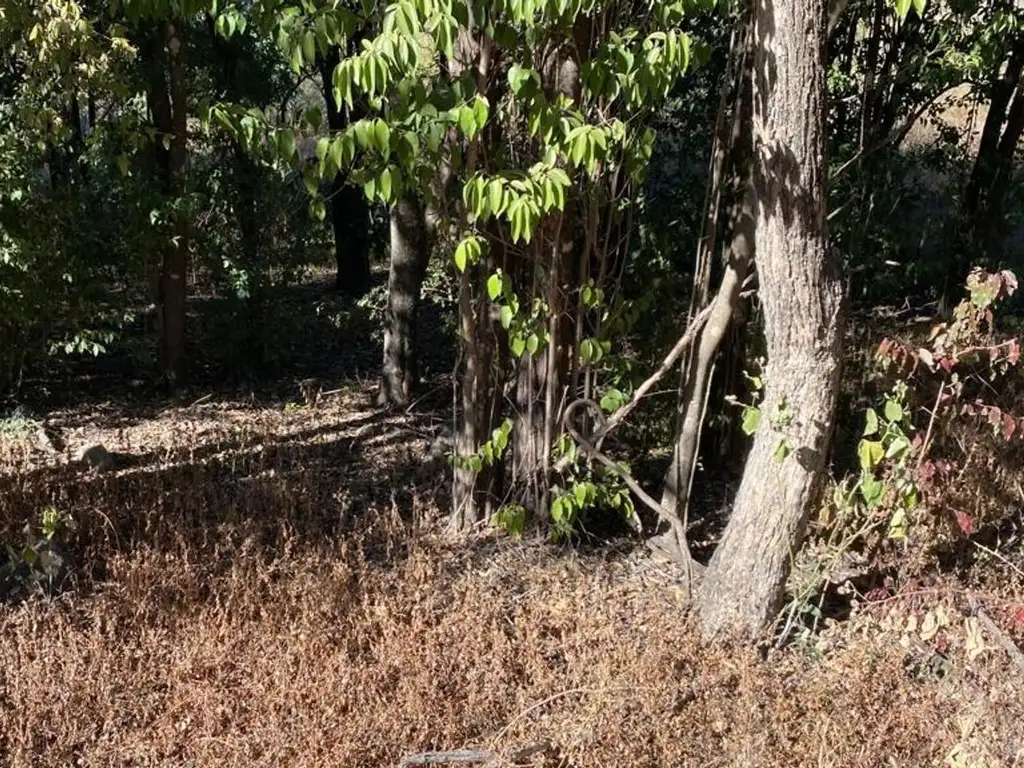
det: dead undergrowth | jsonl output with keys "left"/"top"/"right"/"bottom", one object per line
{"left": 2, "top": 385, "right": 1023, "bottom": 767}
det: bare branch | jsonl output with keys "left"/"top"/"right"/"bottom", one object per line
{"left": 592, "top": 303, "right": 715, "bottom": 445}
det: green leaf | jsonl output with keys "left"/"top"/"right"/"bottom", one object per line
{"left": 458, "top": 105, "right": 477, "bottom": 138}
{"left": 373, "top": 120, "right": 391, "bottom": 156}
{"left": 580, "top": 338, "right": 595, "bottom": 363}
{"left": 473, "top": 97, "right": 489, "bottom": 131}
{"left": 858, "top": 439, "right": 885, "bottom": 471}
{"left": 551, "top": 496, "right": 568, "bottom": 522}
{"left": 454, "top": 236, "right": 481, "bottom": 272}
{"left": 487, "top": 272, "right": 502, "bottom": 300}
{"left": 302, "top": 30, "right": 316, "bottom": 64}
{"left": 884, "top": 399, "right": 903, "bottom": 423}
{"left": 863, "top": 408, "right": 879, "bottom": 436}
{"left": 487, "top": 180, "right": 503, "bottom": 216}
{"left": 378, "top": 167, "right": 393, "bottom": 202}
{"left": 860, "top": 474, "right": 885, "bottom": 507}
{"left": 279, "top": 128, "right": 296, "bottom": 161}
{"left": 912, "top": 0, "right": 926, "bottom": 15}
{"left": 310, "top": 199, "right": 326, "bottom": 221}
{"left": 526, "top": 333, "right": 540, "bottom": 356}
{"left": 500, "top": 305, "right": 514, "bottom": 329}
{"left": 885, "top": 434, "right": 911, "bottom": 461}
{"left": 328, "top": 137, "right": 344, "bottom": 175}
{"left": 510, "top": 336, "right": 526, "bottom": 357}
{"left": 894, "top": 0, "right": 912, "bottom": 19}
{"left": 600, "top": 387, "right": 626, "bottom": 413}
{"left": 773, "top": 439, "right": 790, "bottom": 464}
{"left": 887, "top": 507, "right": 908, "bottom": 539}
{"left": 740, "top": 406, "right": 761, "bottom": 436}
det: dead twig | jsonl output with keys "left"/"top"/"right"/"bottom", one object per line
{"left": 399, "top": 748, "right": 498, "bottom": 766}
{"left": 586, "top": 304, "right": 714, "bottom": 447}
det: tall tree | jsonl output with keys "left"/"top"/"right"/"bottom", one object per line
{"left": 145, "top": 19, "right": 191, "bottom": 383}
{"left": 699, "top": 0, "right": 845, "bottom": 639}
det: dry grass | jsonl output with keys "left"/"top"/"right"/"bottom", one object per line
{"left": 2, "top": 387, "right": 1023, "bottom": 767}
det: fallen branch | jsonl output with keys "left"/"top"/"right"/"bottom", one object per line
{"left": 399, "top": 748, "right": 497, "bottom": 766}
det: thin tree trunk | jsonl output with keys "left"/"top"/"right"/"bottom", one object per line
{"left": 451, "top": 32, "right": 499, "bottom": 533}
{"left": 661, "top": 12, "right": 753, "bottom": 531}
{"left": 148, "top": 21, "right": 190, "bottom": 383}
{"left": 379, "top": 196, "right": 430, "bottom": 407}
{"left": 699, "top": 0, "right": 844, "bottom": 641}
{"left": 318, "top": 43, "right": 371, "bottom": 296}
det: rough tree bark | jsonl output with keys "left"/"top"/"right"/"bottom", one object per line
{"left": 379, "top": 195, "right": 431, "bottom": 407}
{"left": 510, "top": 37, "right": 581, "bottom": 519}
{"left": 699, "top": 0, "right": 845, "bottom": 640}
{"left": 147, "top": 21, "right": 190, "bottom": 383}
{"left": 318, "top": 44, "right": 371, "bottom": 296}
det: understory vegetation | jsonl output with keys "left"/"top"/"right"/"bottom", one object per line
{"left": 2, "top": 0, "right": 1024, "bottom": 764}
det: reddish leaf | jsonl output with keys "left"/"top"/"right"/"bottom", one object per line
{"left": 939, "top": 356, "right": 955, "bottom": 373}
{"left": 916, "top": 460, "right": 937, "bottom": 488}
{"left": 1009, "top": 340, "right": 1021, "bottom": 366}
{"left": 1012, "top": 606, "right": 1024, "bottom": 631}
{"left": 876, "top": 338, "right": 894, "bottom": 359}
{"left": 954, "top": 509, "right": 975, "bottom": 536}
{"left": 987, "top": 405, "right": 1003, "bottom": 426}
{"left": 1005, "top": 415, "right": 1017, "bottom": 440}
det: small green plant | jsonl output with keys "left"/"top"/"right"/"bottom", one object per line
{"left": 836, "top": 381, "right": 920, "bottom": 540}
{"left": 547, "top": 434, "right": 637, "bottom": 541}
{"left": 491, "top": 504, "right": 527, "bottom": 537}
{"left": 0, "top": 406, "right": 38, "bottom": 441}
{"left": 726, "top": 357, "right": 794, "bottom": 462}
{"left": 451, "top": 418, "right": 513, "bottom": 472}
{"left": 1, "top": 506, "right": 75, "bottom": 599}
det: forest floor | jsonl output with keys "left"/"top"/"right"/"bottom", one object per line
{"left": 2, "top": 274, "right": 1024, "bottom": 767}
{"left": 1, "top": 381, "right": 1023, "bottom": 768}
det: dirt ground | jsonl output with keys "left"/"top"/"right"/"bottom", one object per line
{"left": 1, "top": 386, "right": 1023, "bottom": 768}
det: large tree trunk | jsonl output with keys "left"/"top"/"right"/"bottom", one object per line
{"left": 379, "top": 196, "right": 430, "bottom": 407}
{"left": 147, "top": 21, "right": 190, "bottom": 383}
{"left": 318, "top": 44, "right": 371, "bottom": 296}
{"left": 699, "top": 0, "right": 844, "bottom": 641}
